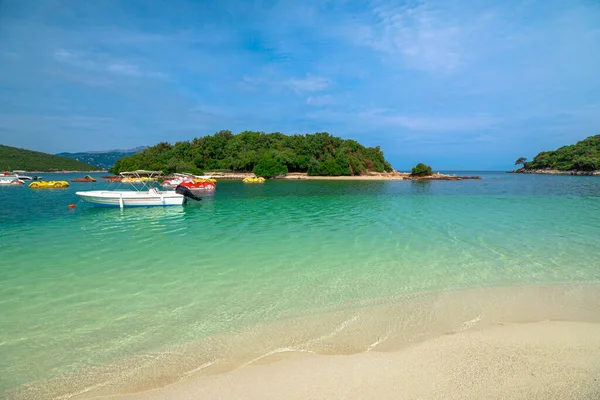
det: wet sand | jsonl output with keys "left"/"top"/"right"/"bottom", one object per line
{"left": 10, "top": 285, "right": 599, "bottom": 399}
{"left": 114, "top": 320, "right": 600, "bottom": 400}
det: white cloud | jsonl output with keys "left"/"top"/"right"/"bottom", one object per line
{"left": 287, "top": 74, "right": 329, "bottom": 93}
{"left": 380, "top": 114, "right": 497, "bottom": 131}
{"left": 240, "top": 73, "right": 331, "bottom": 95}
{"left": 308, "top": 108, "right": 498, "bottom": 132}
{"left": 53, "top": 49, "right": 97, "bottom": 69}
{"left": 53, "top": 48, "right": 165, "bottom": 79}
{"left": 356, "top": 2, "right": 464, "bottom": 73}
{"left": 107, "top": 63, "right": 142, "bottom": 76}
{"left": 306, "top": 94, "right": 333, "bottom": 106}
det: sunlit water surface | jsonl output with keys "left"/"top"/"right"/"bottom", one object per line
{"left": 1, "top": 172, "right": 600, "bottom": 398}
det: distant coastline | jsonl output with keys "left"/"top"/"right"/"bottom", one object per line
{"left": 207, "top": 171, "right": 480, "bottom": 181}
{"left": 10, "top": 170, "right": 107, "bottom": 174}
{"left": 509, "top": 168, "right": 600, "bottom": 176}
{"left": 13, "top": 170, "right": 480, "bottom": 180}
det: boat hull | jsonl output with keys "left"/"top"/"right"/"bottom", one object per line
{"left": 0, "top": 178, "right": 24, "bottom": 185}
{"left": 76, "top": 190, "right": 185, "bottom": 207}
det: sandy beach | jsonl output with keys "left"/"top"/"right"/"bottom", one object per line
{"left": 207, "top": 171, "right": 479, "bottom": 180}
{"left": 56, "top": 284, "right": 600, "bottom": 400}
{"left": 280, "top": 172, "right": 410, "bottom": 180}
{"left": 112, "top": 320, "right": 600, "bottom": 400}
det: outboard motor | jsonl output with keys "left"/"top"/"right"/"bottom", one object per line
{"left": 175, "top": 185, "right": 202, "bottom": 202}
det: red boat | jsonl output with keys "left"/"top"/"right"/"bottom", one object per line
{"left": 161, "top": 173, "right": 216, "bottom": 191}
{"left": 102, "top": 175, "right": 122, "bottom": 182}
{"left": 177, "top": 180, "right": 216, "bottom": 191}
{"left": 71, "top": 175, "right": 97, "bottom": 182}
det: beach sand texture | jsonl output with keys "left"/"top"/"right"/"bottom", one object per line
{"left": 114, "top": 320, "right": 600, "bottom": 400}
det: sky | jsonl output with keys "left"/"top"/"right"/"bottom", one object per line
{"left": 1, "top": 0, "right": 600, "bottom": 170}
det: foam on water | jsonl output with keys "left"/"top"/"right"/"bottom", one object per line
{"left": 1, "top": 172, "right": 600, "bottom": 398}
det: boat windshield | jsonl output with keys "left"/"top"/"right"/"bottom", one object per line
{"left": 119, "top": 170, "right": 165, "bottom": 191}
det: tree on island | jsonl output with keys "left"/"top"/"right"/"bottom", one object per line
{"left": 410, "top": 162, "right": 433, "bottom": 177}
{"left": 514, "top": 157, "right": 527, "bottom": 167}
{"left": 253, "top": 156, "right": 288, "bottom": 178}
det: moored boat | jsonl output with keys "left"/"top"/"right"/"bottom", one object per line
{"left": 0, "top": 174, "right": 25, "bottom": 185}
{"left": 76, "top": 188, "right": 186, "bottom": 207}
{"left": 71, "top": 175, "right": 97, "bottom": 182}
{"left": 242, "top": 176, "right": 265, "bottom": 183}
{"left": 12, "top": 170, "right": 34, "bottom": 180}
{"left": 3, "top": 171, "right": 42, "bottom": 182}
{"left": 76, "top": 170, "right": 201, "bottom": 208}
{"left": 29, "top": 181, "right": 70, "bottom": 189}
{"left": 161, "top": 173, "right": 216, "bottom": 191}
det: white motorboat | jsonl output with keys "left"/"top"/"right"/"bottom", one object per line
{"left": 76, "top": 170, "right": 201, "bottom": 208}
{"left": 0, "top": 172, "right": 25, "bottom": 185}
{"left": 6, "top": 171, "right": 42, "bottom": 180}
{"left": 76, "top": 187, "right": 186, "bottom": 207}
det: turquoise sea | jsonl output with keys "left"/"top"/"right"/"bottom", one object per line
{"left": 1, "top": 172, "right": 600, "bottom": 399}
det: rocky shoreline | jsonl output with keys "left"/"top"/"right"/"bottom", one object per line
{"left": 510, "top": 168, "right": 600, "bottom": 176}
{"left": 405, "top": 173, "right": 481, "bottom": 181}
{"left": 207, "top": 171, "right": 480, "bottom": 181}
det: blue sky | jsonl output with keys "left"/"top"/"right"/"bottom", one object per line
{"left": 1, "top": 0, "right": 599, "bottom": 170}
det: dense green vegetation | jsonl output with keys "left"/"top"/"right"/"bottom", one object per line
{"left": 57, "top": 147, "right": 145, "bottom": 170}
{"left": 111, "top": 131, "right": 393, "bottom": 176}
{"left": 524, "top": 135, "right": 600, "bottom": 171}
{"left": 0, "top": 145, "right": 100, "bottom": 172}
{"left": 410, "top": 162, "right": 433, "bottom": 176}
{"left": 253, "top": 157, "right": 288, "bottom": 178}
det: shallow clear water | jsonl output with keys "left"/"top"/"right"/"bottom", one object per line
{"left": 1, "top": 172, "right": 600, "bottom": 398}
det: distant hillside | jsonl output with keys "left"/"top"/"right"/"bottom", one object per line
{"left": 0, "top": 145, "right": 100, "bottom": 172}
{"left": 523, "top": 134, "right": 600, "bottom": 171}
{"left": 57, "top": 147, "right": 146, "bottom": 170}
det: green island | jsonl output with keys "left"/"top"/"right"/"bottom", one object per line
{"left": 515, "top": 134, "right": 600, "bottom": 173}
{"left": 0, "top": 144, "right": 100, "bottom": 172}
{"left": 111, "top": 131, "right": 393, "bottom": 177}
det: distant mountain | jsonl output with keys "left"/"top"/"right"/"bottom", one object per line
{"left": 56, "top": 147, "right": 147, "bottom": 170}
{"left": 0, "top": 144, "right": 100, "bottom": 172}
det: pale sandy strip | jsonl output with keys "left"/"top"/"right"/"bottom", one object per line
{"left": 104, "top": 320, "right": 600, "bottom": 400}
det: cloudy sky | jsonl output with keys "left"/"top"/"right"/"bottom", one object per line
{"left": 1, "top": 0, "right": 599, "bottom": 170}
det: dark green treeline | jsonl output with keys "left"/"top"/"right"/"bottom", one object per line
{"left": 525, "top": 134, "right": 600, "bottom": 171}
{"left": 111, "top": 131, "right": 393, "bottom": 176}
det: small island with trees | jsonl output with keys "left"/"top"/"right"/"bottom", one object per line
{"left": 512, "top": 134, "right": 600, "bottom": 175}
{"left": 110, "top": 130, "right": 479, "bottom": 180}
{"left": 111, "top": 130, "right": 393, "bottom": 177}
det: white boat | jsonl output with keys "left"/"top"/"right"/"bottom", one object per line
{"left": 76, "top": 187, "right": 186, "bottom": 207}
{"left": 76, "top": 170, "right": 201, "bottom": 208}
{"left": 4, "top": 171, "right": 42, "bottom": 180}
{"left": 13, "top": 173, "right": 33, "bottom": 180}
{"left": 0, "top": 173, "right": 25, "bottom": 185}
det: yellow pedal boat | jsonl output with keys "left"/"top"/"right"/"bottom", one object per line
{"left": 29, "top": 180, "right": 70, "bottom": 189}
{"left": 242, "top": 177, "right": 265, "bottom": 183}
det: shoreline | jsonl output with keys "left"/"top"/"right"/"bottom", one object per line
{"left": 115, "top": 320, "right": 600, "bottom": 400}
{"left": 208, "top": 171, "right": 481, "bottom": 181}
{"left": 8, "top": 170, "right": 107, "bottom": 174}
{"left": 509, "top": 168, "right": 600, "bottom": 176}
{"left": 13, "top": 283, "right": 600, "bottom": 400}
